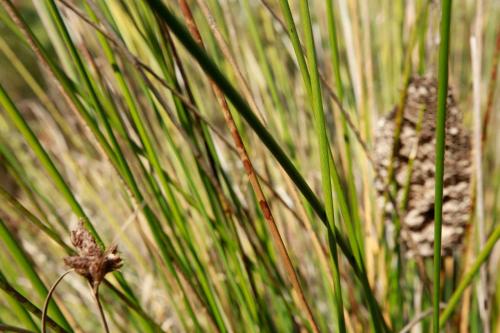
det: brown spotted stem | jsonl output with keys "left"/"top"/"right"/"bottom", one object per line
{"left": 177, "top": 1, "right": 320, "bottom": 332}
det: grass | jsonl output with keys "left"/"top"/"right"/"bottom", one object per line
{"left": 299, "top": 0, "right": 345, "bottom": 331}
{"left": 433, "top": 0, "right": 453, "bottom": 331}
{"left": 0, "top": 0, "right": 498, "bottom": 332}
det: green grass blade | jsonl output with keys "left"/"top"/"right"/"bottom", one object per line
{"left": 299, "top": 1, "right": 346, "bottom": 331}
{"left": 440, "top": 224, "right": 500, "bottom": 327}
{"left": 0, "top": 217, "right": 71, "bottom": 330}
{"left": 433, "top": 0, "right": 453, "bottom": 331}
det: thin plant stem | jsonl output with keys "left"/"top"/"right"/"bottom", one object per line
{"left": 440, "top": 223, "right": 500, "bottom": 327}
{"left": 433, "top": 0, "right": 453, "bottom": 331}
{"left": 0, "top": 215, "right": 70, "bottom": 330}
{"left": 91, "top": 286, "right": 110, "bottom": 333}
{"left": 145, "top": 2, "right": 390, "bottom": 331}
{"left": 42, "top": 269, "right": 74, "bottom": 333}
{"left": 471, "top": 0, "right": 489, "bottom": 329}
{"left": 0, "top": 0, "right": 100, "bottom": 242}
{"left": 399, "top": 304, "right": 446, "bottom": 333}
{"left": 177, "top": 2, "right": 320, "bottom": 332}
{"left": 299, "top": 0, "right": 345, "bottom": 331}
{"left": 471, "top": 33, "right": 490, "bottom": 333}
{"left": 265, "top": 0, "right": 401, "bottom": 228}
{"left": 481, "top": 26, "right": 500, "bottom": 145}
{"left": 0, "top": 270, "right": 68, "bottom": 333}
{"left": 54, "top": 0, "right": 302, "bottom": 226}
{"left": 58, "top": 0, "right": 300, "bottom": 228}
{"left": 195, "top": 0, "right": 264, "bottom": 122}
{"left": 326, "top": 0, "right": 364, "bottom": 261}
{"left": 264, "top": 0, "right": 370, "bottom": 163}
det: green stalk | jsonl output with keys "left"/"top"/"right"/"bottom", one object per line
{"left": 0, "top": 217, "right": 71, "bottom": 331}
{"left": 0, "top": 83, "right": 158, "bottom": 331}
{"left": 0, "top": 0, "right": 101, "bottom": 242}
{"left": 4, "top": 3, "right": 188, "bottom": 328}
{"left": 41, "top": 0, "right": 138, "bottom": 206}
{"left": 440, "top": 223, "right": 500, "bottom": 327}
{"left": 146, "top": 2, "right": 390, "bottom": 329}
{"left": 0, "top": 83, "right": 94, "bottom": 235}
{"left": 276, "top": 0, "right": 312, "bottom": 96}
{"left": 299, "top": 1, "right": 345, "bottom": 331}
{"left": 433, "top": 0, "right": 453, "bottom": 332}
{"left": 417, "top": 0, "right": 429, "bottom": 75}
{"left": 326, "top": 0, "right": 364, "bottom": 265}
{"left": 0, "top": 142, "right": 67, "bottom": 231}
{"left": 0, "top": 270, "right": 68, "bottom": 333}
{"left": 82, "top": 6, "right": 212, "bottom": 328}
{"left": 145, "top": 0, "right": 350, "bottom": 267}
{"left": 0, "top": 83, "right": 84, "bottom": 265}
{"left": 274, "top": 3, "right": 386, "bottom": 326}
{"left": 31, "top": 0, "right": 75, "bottom": 77}
{"left": 242, "top": 0, "right": 286, "bottom": 124}
{"left": 0, "top": 250, "right": 39, "bottom": 332}
{"left": 0, "top": 35, "right": 78, "bottom": 150}
{"left": 0, "top": 187, "right": 70, "bottom": 252}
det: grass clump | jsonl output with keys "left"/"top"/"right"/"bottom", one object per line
{"left": 0, "top": 0, "right": 499, "bottom": 332}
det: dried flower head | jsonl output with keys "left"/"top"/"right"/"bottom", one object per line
{"left": 64, "top": 221, "right": 123, "bottom": 291}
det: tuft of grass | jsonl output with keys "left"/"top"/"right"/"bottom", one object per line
{"left": 0, "top": 0, "right": 498, "bottom": 332}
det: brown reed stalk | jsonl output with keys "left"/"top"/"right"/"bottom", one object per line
{"left": 176, "top": 2, "right": 320, "bottom": 332}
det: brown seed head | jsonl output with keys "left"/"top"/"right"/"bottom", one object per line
{"left": 64, "top": 221, "right": 123, "bottom": 290}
